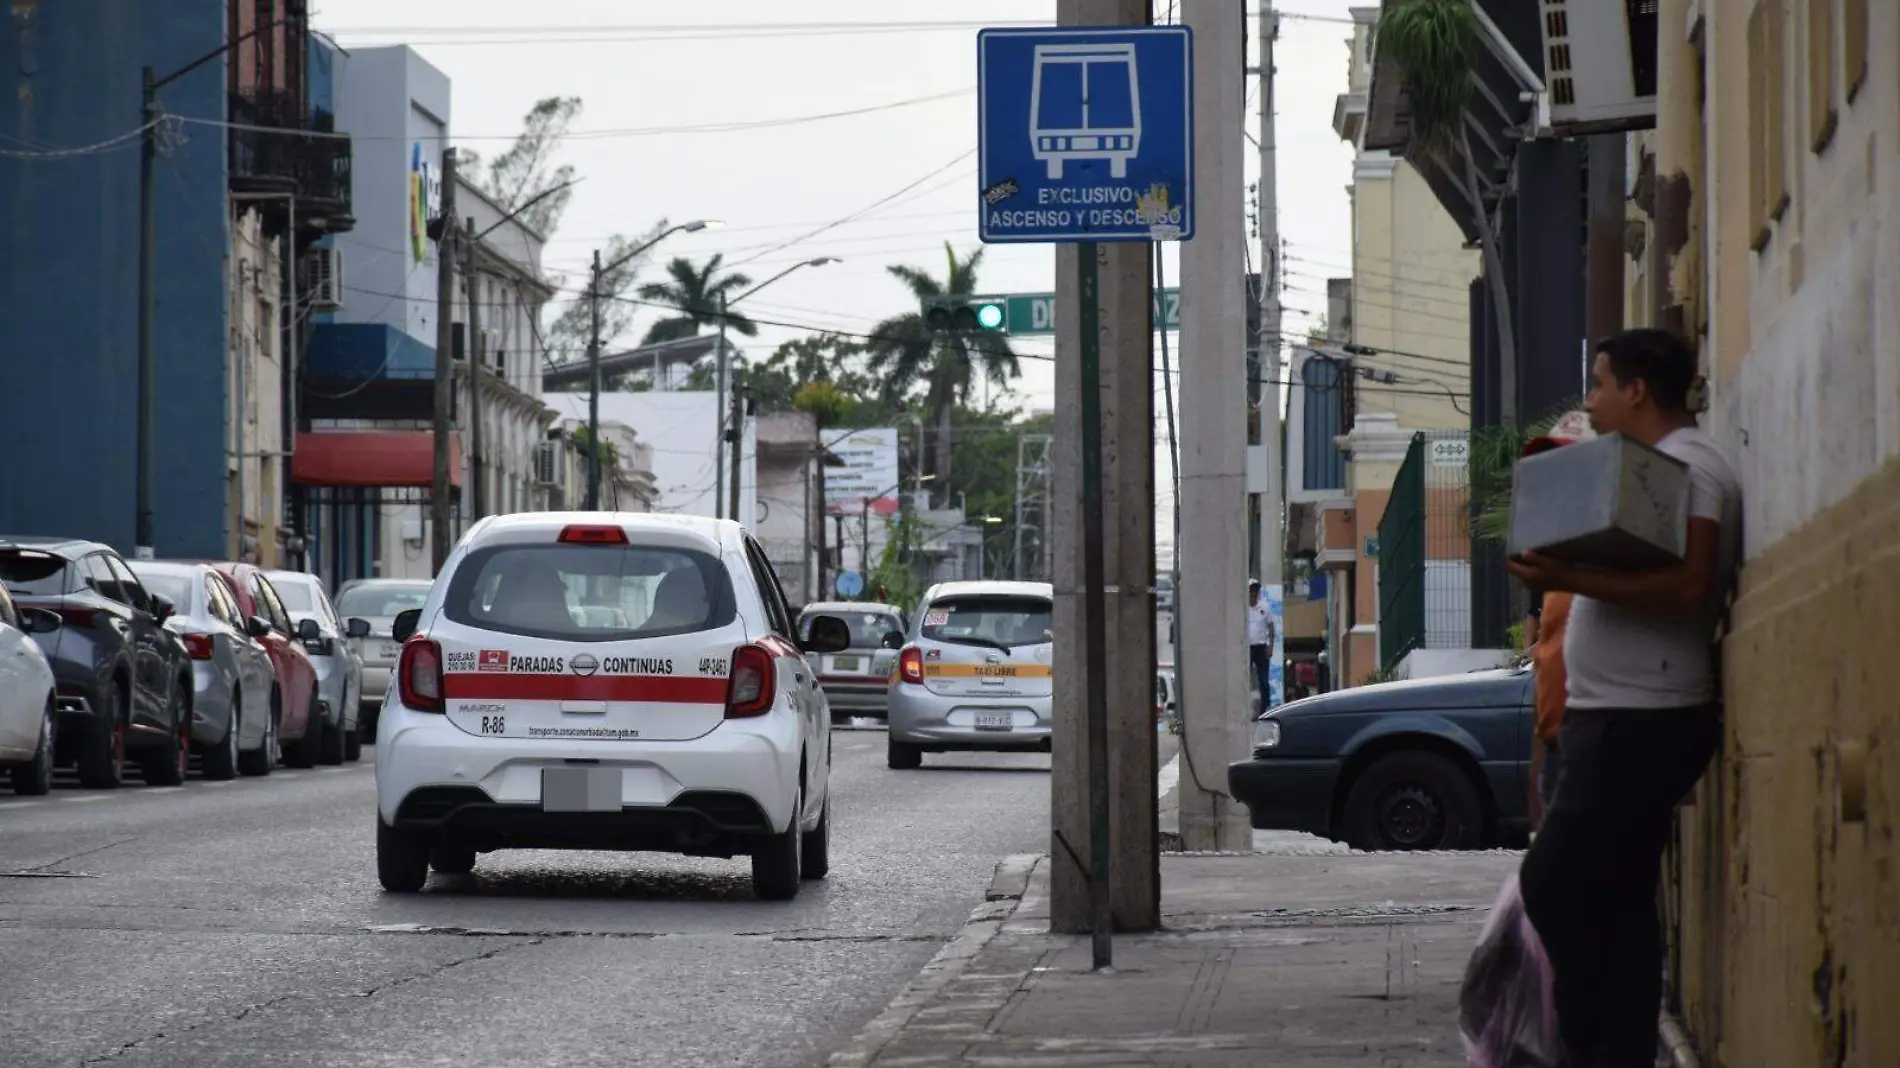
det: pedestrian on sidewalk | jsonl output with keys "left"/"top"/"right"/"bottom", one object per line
{"left": 1246, "top": 579, "right": 1275, "bottom": 710}
{"left": 1519, "top": 424, "right": 1589, "bottom": 830}
{"left": 1505, "top": 329, "right": 1740, "bottom": 1067}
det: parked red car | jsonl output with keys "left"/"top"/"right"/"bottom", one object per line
{"left": 212, "top": 563, "right": 335, "bottom": 767}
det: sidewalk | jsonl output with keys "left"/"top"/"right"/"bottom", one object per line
{"left": 831, "top": 848, "right": 1523, "bottom": 1067}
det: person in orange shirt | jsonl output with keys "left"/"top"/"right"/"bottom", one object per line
{"left": 1519, "top": 430, "right": 1582, "bottom": 830}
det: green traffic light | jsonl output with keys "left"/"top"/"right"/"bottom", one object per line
{"left": 975, "top": 303, "right": 1005, "bottom": 330}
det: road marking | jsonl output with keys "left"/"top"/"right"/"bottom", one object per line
{"left": 62, "top": 795, "right": 110, "bottom": 803}
{"left": 0, "top": 800, "right": 44, "bottom": 808}
{"left": 145, "top": 787, "right": 185, "bottom": 794}
{"left": 199, "top": 781, "right": 234, "bottom": 787}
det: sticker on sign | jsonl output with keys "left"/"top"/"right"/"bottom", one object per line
{"left": 1429, "top": 439, "right": 1470, "bottom": 467}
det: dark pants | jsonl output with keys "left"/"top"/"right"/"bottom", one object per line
{"left": 1519, "top": 705, "right": 1720, "bottom": 1067}
{"left": 1537, "top": 738, "right": 1564, "bottom": 813}
{"left": 1248, "top": 644, "right": 1271, "bottom": 707}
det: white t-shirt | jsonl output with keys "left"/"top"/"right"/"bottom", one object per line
{"left": 1564, "top": 426, "right": 1742, "bottom": 710}
{"left": 1247, "top": 600, "right": 1274, "bottom": 646}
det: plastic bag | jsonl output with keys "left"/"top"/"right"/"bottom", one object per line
{"left": 1458, "top": 873, "right": 1561, "bottom": 1068}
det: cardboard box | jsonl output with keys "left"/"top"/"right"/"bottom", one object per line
{"left": 1507, "top": 433, "right": 1689, "bottom": 569}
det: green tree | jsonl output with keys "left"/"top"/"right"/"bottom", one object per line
{"left": 546, "top": 221, "right": 672, "bottom": 367}
{"left": 864, "top": 243, "right": 1021, "bottom": 503}
{"left": 637, "top": 255, "right": 759, "bottom": 345}
{"left": 1376, "top": 0, "right": 1518, "bottom": 415}
{"left": 463, "top": 96, "right": 582, "bottom": 236}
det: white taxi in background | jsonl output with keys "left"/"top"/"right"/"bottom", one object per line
{"left": 886, "top": 580, "right": 1055, "bottom": 769}
{"left": 373, "top": 513, "right": 852, "bottom": 901}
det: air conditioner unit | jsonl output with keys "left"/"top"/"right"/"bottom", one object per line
{"left": 1537, "top": 0, "right": 1658, "bottom": 134}
{"left": 533, "top": 440, "right": 560, "bottom": 486}
{"left": 307, "top": 246, "right": 344, "bottom": 311}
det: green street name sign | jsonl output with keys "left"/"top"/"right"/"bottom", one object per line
{"left": 998, "top": 288, "right": 1181, "bottom": 337}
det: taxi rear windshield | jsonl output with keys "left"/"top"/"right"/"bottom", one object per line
{"left": 801, "top": 610, "right": 902, "bottom": 649}
{"left": 441, "top": 543, "right": 736, "bottom": 642}
{"left": 920, "top": 595, "right": 1052, "bottom": 650}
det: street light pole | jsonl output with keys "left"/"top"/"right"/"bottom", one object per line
{"left": 712, "top": 256, "right": 840, "bottom": 524}
{"left": 584, "top": 219, "right": 722, "bottom": 511}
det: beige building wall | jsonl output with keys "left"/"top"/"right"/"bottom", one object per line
{"left": 1328, "top": 8, "right": 1477, "bottom": 685}
{"left": 1640, "top": 1, "right": 1900, "bottom": 1064}
{"left": 227, "top": 208, "right": 285, "bottom": 567}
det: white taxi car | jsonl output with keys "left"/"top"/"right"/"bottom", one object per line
{"left": 373, "top": 513, "right": 852, "bottom": 901}
{"left": 886, "top": 580, "right": 1054, "bottom": 769}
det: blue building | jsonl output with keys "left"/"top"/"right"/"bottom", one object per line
{"left": 0, "top": 1, "right": 352, "bottom": 563}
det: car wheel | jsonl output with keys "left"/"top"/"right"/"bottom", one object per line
{"left": 430, "top": 843, "right": 476, "bottom": 875}
{"left": 202, "top": 692, "right": 240, "bottom": 781}
{"left": 9, "top": 699, "right": 55, "bottom": 796}
{"left": 239, "top": 696, "right": 277, "bottom": 777}
{"left": 76, "top": 684, "right": 127, "bottom": 790}
{"left": 343, "top": 720, "right": 363, "bottom": 763}
{"left": 1341, "top": 751, "right": 1484, "bottom": 851}
{"left": 317, "top": 695, "right": 346, "bottom": 766}
{"left": 141, "top": 688, "right": 191, "bottom": 786}
{"left": 751, "top": 789, "right": 804, "bottom": 901}
{"left": 886, "top": 739, "right": 923, "bottom": 771}
{"left": 799, "top": 798, "right": 830, "bottom": 881}
{"left": 376, "top": 816, "right": 431, "bottom": 893}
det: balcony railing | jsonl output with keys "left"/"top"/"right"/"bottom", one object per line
{"left": 229, "top": 90, "right": 352, "bottom": 219}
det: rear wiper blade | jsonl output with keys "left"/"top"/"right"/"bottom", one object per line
{"left": 948, "top": 637, "right": 1013, "bottom": 655}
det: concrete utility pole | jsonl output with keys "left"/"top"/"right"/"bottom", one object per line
{"left": 714, "top": 293, "right": 730, "bottom": 520}
{"left": 430, "top": 149, "right": 459, "bottom": 573}
{"left": 726, "top": 366, "right": 744, "bottom": 522}
{"left": 585, "top": 250, "right": 604, "bottom": 510}
{"left": 1047, "top": 0, "right": 1160, "bottom": 940}
{"left": 1175, "top": 0, "right": 1254, "bottom": 853}
{"left": 1256, "top": 0, "right": 1284, "bottom": 600}
{"left": 464, "top": 217, "right": 487, "bottom": 522}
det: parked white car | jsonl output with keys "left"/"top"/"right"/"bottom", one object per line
{"left": 373, "top": 513, "right": 851, "bottom": 900}
{"left": 267, "top": 570, "right": 369, "bottom": 762}
{"left": 0, "top": 583, "right": 58, "bottom": 794}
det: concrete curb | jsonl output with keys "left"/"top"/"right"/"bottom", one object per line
{"left": 825, "top": 854, "right": 1039, "bottom": 1068}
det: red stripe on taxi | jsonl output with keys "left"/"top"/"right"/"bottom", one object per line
{"left": 443, "top": 674, "right": 728, "bottom": 704}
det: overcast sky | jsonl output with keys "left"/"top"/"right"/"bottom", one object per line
{"left": 315, "top": 1, "right": 1364, "bottom": 538}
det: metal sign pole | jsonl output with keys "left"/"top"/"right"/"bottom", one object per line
{"left": 1078, "top": 242, "right": 1112, "bottom": 970}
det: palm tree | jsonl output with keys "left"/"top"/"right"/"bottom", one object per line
{"left": 865, "top": 243, "right": 1021, "bottom": 504}
{"left": 637, "top": 254, "right": 759, "bottom": 345}
{"left": 1377, "top": 0, "right": 1519, "bottom": 420}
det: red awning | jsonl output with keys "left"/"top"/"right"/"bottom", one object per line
{"left": 291, "top": 431, "right": 460, "bottom": 489}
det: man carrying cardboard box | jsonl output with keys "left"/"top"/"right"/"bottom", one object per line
{"left": 1505, "top": 329, "right": 1741, "bottom": 1068}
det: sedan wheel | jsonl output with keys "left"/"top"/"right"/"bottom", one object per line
{"left": 202, "top": 693, "right": 241, "bottom": 781}
{"left": 141, "top": 690, "right": 190, "bottom": 786}
{"left": 77, "top": 688, "right": 126, "bottom": 790}
{"left": 239, "top": 700, "right": 277, "bottom": 777}
{"left": 1341, "top": 752, "right": 1484, "bottom": 851}
{"left": 9, "top": 701, "right": 55, "bottom": 796}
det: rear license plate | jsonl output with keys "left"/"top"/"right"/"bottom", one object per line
{"left": 974, "top": 711, "right": 1014, "bottom": 731}
{"left": 378, "top": 641, "right": 402, "bottom": 659}
{"left": 831, "top": 655, "right": 861, "bottom": 673}
{"left": 541, "top": 767, "right": 621, "bottom": 812}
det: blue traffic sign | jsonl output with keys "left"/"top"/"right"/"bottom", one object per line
{"left": 977, "top": 25, "right": 1195, "bottom": 244}
{"left": 834, "top": 570, "right": 866, "bottom": 598}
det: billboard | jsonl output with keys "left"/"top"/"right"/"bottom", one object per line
{"left": 824, "top": 427, "right": 901, "bottom": 515}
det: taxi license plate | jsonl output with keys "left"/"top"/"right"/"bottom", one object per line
{"left": 832, "top": 655, "right": 861, "bottom": 673}
{"left": 378, "top": 641, "right": 402, "bottom": 659}
{"left": 974, "top": 712, "right": 1014, "bottom": 732}
{"left": 541, "top": 767, "right": 621, "bottom": 813}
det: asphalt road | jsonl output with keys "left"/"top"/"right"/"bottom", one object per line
{"left": 0, "top": 733, "right": 1053, "bottom": 1068}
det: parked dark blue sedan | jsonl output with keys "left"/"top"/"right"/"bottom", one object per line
{"left": 1227, "top": 666, "right": 1533, "bottom": 851}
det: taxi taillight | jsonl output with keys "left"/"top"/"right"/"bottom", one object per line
{"left": 725, "top": 644, "right": 776, "bottom": 718}
{"left": 897, "top": 647, "right": 925, "bottom": 685}
{"left": 558, "top": 524, "right": 628, "bottom": 545}
{"left": 398, "top": 637, "right": 445, "bottom": 713}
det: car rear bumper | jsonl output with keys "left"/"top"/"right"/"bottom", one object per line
{"left": 1226, "top": 757, "right": 1340, "bottom": 837}
{"left": 387, "top": 787, "right": 777, "bottom": 857}
{"left": 375, "top": 702, "right": 800, "bottom": 834}
{"left": 887, "top": 686, "right": 1052, "bottom": 748}
{"left": 819, "top": 678, "right": 889, "bottom": 714}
